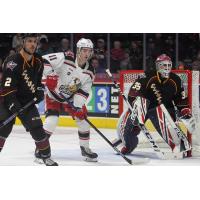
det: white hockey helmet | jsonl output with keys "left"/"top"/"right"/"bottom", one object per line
{"left": 76, "top": 38, "right": 94, "bottom": 49}
{"left": 155, "top": 54, "right": 172, "bottom": 78}
{"left": 76, "top": 38, "right": 94, "bottom": 62}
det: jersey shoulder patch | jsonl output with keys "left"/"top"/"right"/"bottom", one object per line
{"left": 64, "top": 51, "right": 75, "bottom": 62}
{"left": 3, "top": 53, "right": 21, "bottom": 71}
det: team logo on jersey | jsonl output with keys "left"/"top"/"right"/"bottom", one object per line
{"left": 22, "top": 70, "right": 36, "bottom": 93}
{"left": 59, "top": 85, "right": 72, "bottom": 95}
{"left": 151, "top": 83, "right": 162, "bottom": 104}
{"left": 6, "top": 61, "right": 17, "bottom": 71}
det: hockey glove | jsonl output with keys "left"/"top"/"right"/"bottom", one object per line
{"left": 7, "top": 100, "right": 21, "bottom": 114}
{"left": 35, "top": 87, "right": 44, "bottom": 104}
{"left": 5, "top": 97, "right": 27, "bottom": 121}
{"left": 66, "top": 105, "right": 87, "bottom": 120}
{"left": 46, "top": 75, "right": 58, "bottom": 91}
{"left": 180, "top": 108, "right": 196, "bottom": 133}
{"left": 180, "top": 108, "right": 192, "bottom": 119}
{"left": 4, "top": 92, "right": 22, "bottom": 114}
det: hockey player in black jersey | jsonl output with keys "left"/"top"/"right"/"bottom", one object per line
{"left": 0, "top": 33, "right": 58, "bottom": 166}
{"left": 117, "top": 54, "right": 194, "bottom": 155}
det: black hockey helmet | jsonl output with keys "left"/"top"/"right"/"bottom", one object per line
{"left": 21, "top": 33, "right": 38, "bottom": 39}
{"left": 21, "top": 34, "right": 39, "bottom": 55}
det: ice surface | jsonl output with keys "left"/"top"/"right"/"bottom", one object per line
{"left": 0, "top": 125, "right": 200, "bottom": 166}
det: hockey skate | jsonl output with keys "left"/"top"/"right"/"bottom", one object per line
{"left": 34, "top": 149, "right": 58, "bottom": 166}
{"left": 80, "top": 146, "right": 98, "bottom": 162}
{"left": 35, "top": 157, "right": 58, "bottom": 166}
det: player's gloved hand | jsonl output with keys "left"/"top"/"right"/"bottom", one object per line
{"left": 180, "top": 108, "right": 196, "bottom": 133}
{"left": 6, "top": 99, "right": 26, "bottom": 121}
{"left": 7, "top": 100, "right": 21, "bottom": 114}
{"left": 180, "top": 108, "right": 192, "bottom": 119}
{"left": 46, "top": 75, "right": 58, "bottom": 91}
{"left": 66, "top": 105, "right": 87, "bottom": 120}
{"left": 34, "top": 87, "right": 44, "bottom": 104}
{"left": 73, "top": 105, "right": 87, "bottom": 120}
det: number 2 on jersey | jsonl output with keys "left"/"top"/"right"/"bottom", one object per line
{"left": 4, "top": 77, "right": 12, "bottom": 86}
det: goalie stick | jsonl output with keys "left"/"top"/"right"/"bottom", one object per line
{"left": 105, "top": 69, "right": 173, "bottom": 159}
{"left": 160, "top": 104, "right": 191, "bottom": 151}
{"left": 0, "top": 97, "right": 38, "bottom": 129}
{"left": 59, "top": 92, "right": 149, "bottom": 165}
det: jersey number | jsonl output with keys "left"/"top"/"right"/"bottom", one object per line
{"left": 4, "top": 77, "right": 12, "bottom": 86}
{"left": 132, "top": 82, "right": 141, "bottom": 91}
{"left": 97, "top": 88, "right": 108, "bottom": 111}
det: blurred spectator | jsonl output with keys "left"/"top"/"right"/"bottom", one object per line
{"left": 0, "top": 57, "right": 3, "bottom": 83}
{"left": 164, "top": 35, "right": 175, "bottom": 61}
{"left": 0, "top": 57, "right": 3, "bottom": 68}
{"left": 192, "top": 51, "right": 200, "bottom": 71}
{"left": 57, "top": 38, "right": 70, "bottom": 52}
{"left": 90, "top": 57, "right": 100, "bottom": 73}
{"left": 110, "top": 40, "right": 125, "bottom": 73}
{"left": 39, "top": 34, "right": 48, "bottom": 42}
{"left": 12, "top": 33, "right": 23, "bottom": 50}
{"left": 177, "top": 61, "right": 186, "bottom": 70}
{"left": 120, "top": 51, "right": 132, "bottom": 70}
{"left": 146, "top": 39, "right": 159, "bottom": 70}
{"left": 94, "top": 38, "right": 107, "bottom": 71}
{"left": 129, "top": 41, "right": 142, "bottom": 69}
{"left": 8, "top": 48, "right": 16, "bottom": 57}
{"left": 146, "top": 38, "right": 159, "bottom": 58}
{"left": 37, "top": 37, "right": 54, "bottom": 56}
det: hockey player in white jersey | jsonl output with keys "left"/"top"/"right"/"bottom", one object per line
{"left": 35, "top": 38, "right": 98, "bottom": 162}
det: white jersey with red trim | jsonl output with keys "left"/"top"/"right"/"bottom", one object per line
{"left": 42, "top": 52, "right": 95, "bottom": 108}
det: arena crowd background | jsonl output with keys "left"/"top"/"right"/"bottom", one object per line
{"left": 1, "top": 33, "right": 200, "bottom": 126}
{"left": 1, "top": 33, "right": 200, "bottom": 77}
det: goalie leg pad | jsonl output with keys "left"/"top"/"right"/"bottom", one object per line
{"left": 147, "top": 107, "right": 178, "bottom": 149}
{"left": 122, "top": 116, "right": 140, "bottom": 153}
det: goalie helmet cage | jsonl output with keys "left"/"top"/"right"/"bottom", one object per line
{"left": 119, "top": 70, "right": 200, "bottom": 157}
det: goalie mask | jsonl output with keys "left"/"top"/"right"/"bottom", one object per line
{"left": 76, "top": 38, "right": 94, "bottom": 64}
{"left": 155, "top": 54, "right": 172, "bottom": 78}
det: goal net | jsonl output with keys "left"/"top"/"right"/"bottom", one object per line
{"left": 119, "top": 70, "right": 200, "bottom": 156}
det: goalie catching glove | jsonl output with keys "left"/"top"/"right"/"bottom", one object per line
{"left": 180, "top": 108, "right": 196, "bottom": 133}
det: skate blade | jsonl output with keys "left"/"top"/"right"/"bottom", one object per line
{"left": 34, "top": 158, "right": 45, "bottom": 165}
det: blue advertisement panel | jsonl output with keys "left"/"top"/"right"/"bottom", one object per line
{"left": 94, "top": 86, "right": 110, "bottom": 113}
{"left": 38, "top": 83, "right": 120, "bottom": 117}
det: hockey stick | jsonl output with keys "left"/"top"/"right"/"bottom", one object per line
{"left": 160, "top": 104, "right": 191, "bottom": 151}
{"left": 105, "top": 69, "right": 168, "bottom": 159}
{"left": 59, "top": 92, "right": 149, "bottom": 165}
{"left": 0, "top": 97, "right": 37, "bottom": 129}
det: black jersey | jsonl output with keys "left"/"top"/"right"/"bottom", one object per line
{"left": 0, "top": 52, "right": 44, "bottom": 106}
{"left": 128, "top": 70, "right": 188, "bottom": 110}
